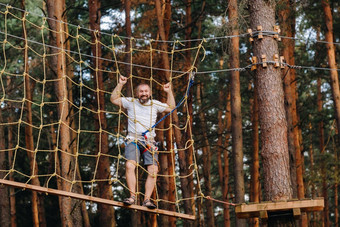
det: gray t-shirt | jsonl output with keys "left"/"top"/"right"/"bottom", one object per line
{"left": 121, "top": 97, "right": 168, "bottom": 140}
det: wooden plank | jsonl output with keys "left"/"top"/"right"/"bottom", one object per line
{"left": 0, "top": 179, "right": 195, "bottom": 220}
{"left": 260, "top": 210, "right": 268, "bottom": 219}
{"left": 293, "top": 208, "right": 301, "bottom": 217}
{"left": 235, "top": 198, "right": 324, "bottom": 219}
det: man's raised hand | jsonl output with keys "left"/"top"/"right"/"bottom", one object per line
{"left": 119, "top": 75, "right": 128, "bottom": 85}
{"left": 163, "top": 82, "right": 172, "bottom": 93}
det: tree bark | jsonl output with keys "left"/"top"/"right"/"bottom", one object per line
{"left": 278, "top": 0, "right": 298, "bottom": 199}
{"left": 249, "top": 0, "right": 293, "bottom": 224}
{"left": 63, "top": 12, "right": 90, "bottom": 227}
{"left": 228, "top": 1, "right": 246, "bottom": 226}
{"left": 46, "top": 0, "right": 74, "bottom": 225}
{"left": 321, "top": 0, "right": 340, "bottom": 144}
{"left": 88, "top": 0, "right": 116, "bottom": 226}
{"left": 278, "top": 2, "right": 307, "bottom": 225}
{"left": 154, "top": 0, "right": 193, "bottom": 221}
{"left": 21, "top": 1, "right": 46, "bottom": 225}
{"left": 124, "top": 0, "right": 133, "bottom": 96}
{"left": 321, "top": 1, "right": 338, "bottom": 226}
{"left": 196, "top": 82, "right": 215, "bottom": 227}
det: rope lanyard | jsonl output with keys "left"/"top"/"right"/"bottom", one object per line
{"left": 142, "top": 72, "right": 195, "bottom": 140}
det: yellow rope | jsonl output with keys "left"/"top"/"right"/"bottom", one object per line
{"left": 0, "top": 5, "right": 207, "bottom": 215}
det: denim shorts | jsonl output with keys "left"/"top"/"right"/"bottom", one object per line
{"left": 125, "top": 140, "right": 158, "bottom": 166}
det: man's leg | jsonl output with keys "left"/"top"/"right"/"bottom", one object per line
{"left": 126, "top": 160, "right": 137, "bottom": 198}
{"left": 123, "top": 142, "right": 139, "bottom": 205}
{"left": 144, "top": 164, "right": 158, "bottom": 200}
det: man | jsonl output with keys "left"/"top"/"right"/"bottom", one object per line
{"left": 110, "top": 75, "right": 175, "bottom": 209}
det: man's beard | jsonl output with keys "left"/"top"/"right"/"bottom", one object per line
{"left": 139, "top": 96, "right": 150, "bottom": 104}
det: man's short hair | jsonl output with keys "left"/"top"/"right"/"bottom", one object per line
{"left": 135, "top": 83, "right": 151, "bottom": 94}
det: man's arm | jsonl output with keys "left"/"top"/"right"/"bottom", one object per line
{"left": 163, "top": 82, "right": 175, "bottom": 112}
{"left": 110, "top": 75, "right": 127, "bottom": 106}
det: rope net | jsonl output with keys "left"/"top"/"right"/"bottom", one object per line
{"left": 0, "top": 5, "right": 205, "bottom": 216}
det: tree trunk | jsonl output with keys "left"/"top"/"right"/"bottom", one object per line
{"left": 227, "top": 2, "right": 245, "bottom": 226}
{"left": 21, "top": 1, "right": 46, "bottom": 225}
{"left": 249, "top": 0, "right": 293, "bottom": 225}
{"left": 46, "top": 0, "right": 74, "bottom": 225}
{"left": 0, "top": 109, "right": 11, "bottom": 227}
{"left": 88, "top": 0, "right": 116, "bottom": 226}
{"left": 166, "top": 117, "right": 176, "bottom": 227}
{"left": 7, "top": 110, "right": 17, "bottom": 227}
{"left": 124, "top": 0, "right": 133, "bottom": 96}
{"left": 278, "top": 0, "right": 298, "bottom": 200}
{"left": 321, "top": 1, "right": 337, "bottom": 226}
{"left": 63, "top": 13, "right": 90, "bottom": 227}
{"left": 250, "top": 81, "right": 260, "bottom": 227}
{"left": 278, "top": 2, "right": 307, "bottom": 225}
{"left": 196, "top": 82, "right": 215, "bottom": 227}
{"left": 154, "top": 0, "right": 193, "bottom": 221}
{"left": 223, "top": 88, "right": 231, "bottom": 227}
{"left": 322, "top": 0, "right": 340, "bottom": 144}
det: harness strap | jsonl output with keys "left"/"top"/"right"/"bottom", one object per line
{"left": 130, "top": 140, "right": 152, "bottom": 154}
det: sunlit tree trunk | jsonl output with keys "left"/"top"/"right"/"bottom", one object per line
{"left": 88, "top": 0, "right": 116, "bottom": 226}
{"left": 249, "top": 0, "right": 293, "bottom": 225}
{"left": 46, "top": 0, "right": 73, "bottom": 225}
{"left": 321, "top": 0, "right": 340, "bottom": 144}
{"left": 63, "top": 11, "right": 90, "bottom": 227}
{"left": 124, "top": 0, "right": 133, "bottom": 96}
{"left": 321, "top": 1, "right": 338, "bottom": 226}
{"left": 278, "top": 1, "right": 306, "bottom": 225}
{"left": 21, "top": 1, "right": 46, "bottom": 225}
{"left": 278, "top": 0, "right": 297, "bottom": 199}
{"left": 154, "top": 0, "right": 193, "bottom": 223}
{"left": 164, "top": 2, "right": 175, "bottom": 226}
{"left": 196, "top": 82, "right": 215, "bottom": 227}
{"left": 227, "top": 2, "right": 245, "bottom": 226}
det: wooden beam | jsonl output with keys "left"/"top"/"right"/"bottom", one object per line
{"left": 260, "top": 210, "right": 268, "bottom": 219}
{"left": 293, "top": 208, "right": 301, "bottom": 217}
{"left": 235, "top": 198, "right": 324, "bottom": 219}
{"left": 0, "top": 179, "right": 195, "bottom": 220}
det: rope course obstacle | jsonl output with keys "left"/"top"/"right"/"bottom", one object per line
{"left": 0, "top": 2, "right": 334, "bottom": 221}
{"left": 0, "top": 4, "right": 206, "bottom": 219}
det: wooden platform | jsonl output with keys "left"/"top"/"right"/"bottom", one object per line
{"left": 0, "top": 179, "right": 195, "bottom": 220}
{"left": 235, "top": 198, "right": 324, "bottom": 219}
